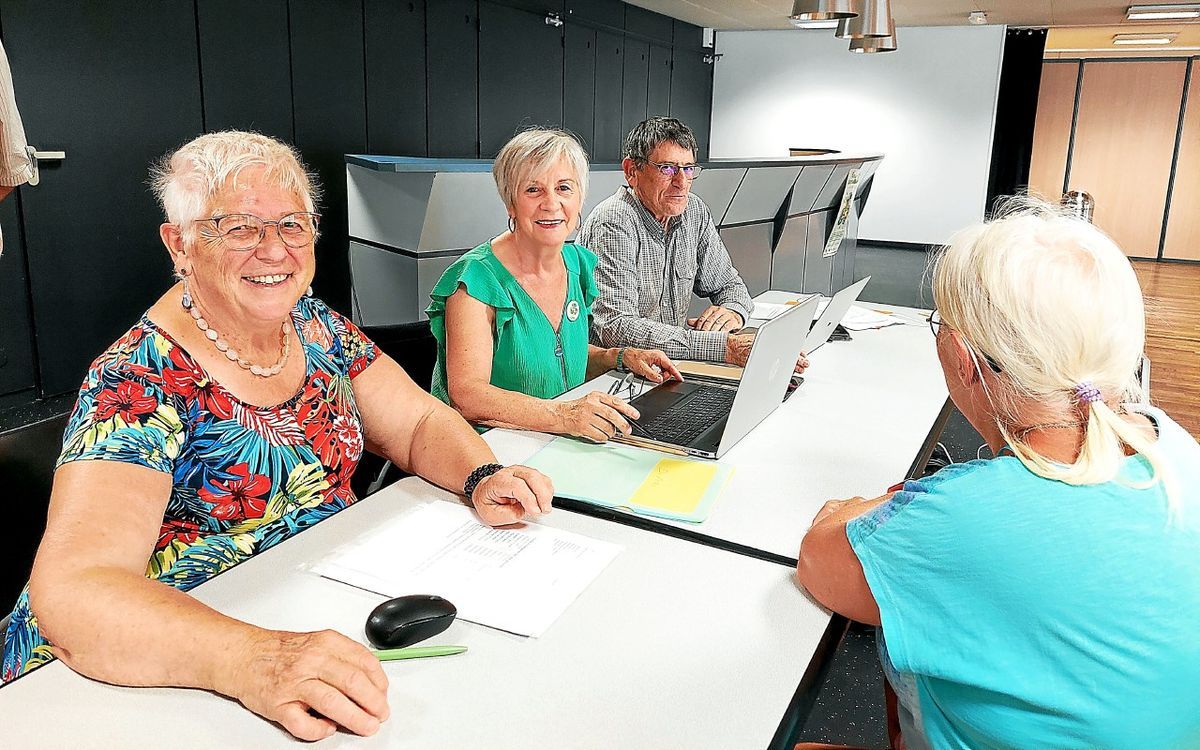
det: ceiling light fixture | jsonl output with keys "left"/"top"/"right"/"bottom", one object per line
{"left": 1126, "top": 3, "right": 1200, "bottom": 20}
{"left": 789, "top": 18, "right": 841, "bottom": 28}
{"left": 836, "top": 0, "right": 893, "bottom": 39}
{"left": 968, "top": 10, "right": 988, "bottom": 25}
{"left": 789, "top": 0, "right": 859, "bottom": 22}
{"left": 1113, "top": 32, "right": 1178, "bottom": 43}
{"left": 849, "top": 19, "right": 897, "bottom": 52}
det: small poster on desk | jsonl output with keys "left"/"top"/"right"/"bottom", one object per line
{"left": 823, "top": 167, "right": 860, "bottom": 258}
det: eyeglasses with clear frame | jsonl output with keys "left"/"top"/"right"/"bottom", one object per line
{"left": 607, "top": 371, "right": 649, "bottom": 400}
{"left": 929, "top": 308, "right": 1003, "bottom": 374}
{"left": 645, "top": 160, "right": 703, "bottom": 180}
{"left": 195, "top": 212, "right": 321, "bottom": 252}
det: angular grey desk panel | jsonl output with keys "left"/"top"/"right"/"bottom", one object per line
{"left": 687, "top": 166, "right": 746, "bottom": 223}
{"left": 722, "top": 166, "right": 803, "bottom": 225}
{"left": 0, "top": 479, "right": 830, "bottom": 750}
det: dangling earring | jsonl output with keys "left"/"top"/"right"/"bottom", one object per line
{"left": 507, "top": 216, "right": 516, "bottom": 234}
{"left": 306, "top": 285, "right": 313, "bottom": 297}
{"left": 181, "top": 275, "right": 193, "bottom": 309}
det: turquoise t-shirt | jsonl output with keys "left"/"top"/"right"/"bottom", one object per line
{"left": 848, "top": 406, "right": 1200, "bottom": 750}
{"left": 426, "top": 241, "right": 598, "bottom": 406}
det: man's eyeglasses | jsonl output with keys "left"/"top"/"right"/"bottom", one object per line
{"left": 645, "top": 161, "right": 703, "bottom": 180}
{"left": 929, "top": 308, "right": 1003, "bottom": 374}
{"left": 196, "top": 211, "right": 321, "bottom": 252}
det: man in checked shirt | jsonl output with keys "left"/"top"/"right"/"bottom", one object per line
{"left": 579, "top": 117, "right": 809, "bottom": 373}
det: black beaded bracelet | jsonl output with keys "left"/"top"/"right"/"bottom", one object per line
{"left": 464, "top": 462, "right": 505, "bottom": 499}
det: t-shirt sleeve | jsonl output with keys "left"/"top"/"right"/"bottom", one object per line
{"left": 844, "top": 462, "right": 991, "bottom": 677}
{"left": 315, "top": 301, "right": 380, "bottom": 379}
{"left": 57, "top": 356, "right": 185, "bottom": 474}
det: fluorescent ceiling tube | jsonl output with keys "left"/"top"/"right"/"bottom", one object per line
{"left": 790, "top": 0, "right": 859, "bottom": 22}
{"left": 1113, "top": 32, "right": 1177, "bottom": 43}
{"left": 1126, "top": 4, "right": 1200, "bottom": 19}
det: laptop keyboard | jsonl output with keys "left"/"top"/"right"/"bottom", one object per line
{"left": 641, "top": 385, "right": 735, "bottom": 446}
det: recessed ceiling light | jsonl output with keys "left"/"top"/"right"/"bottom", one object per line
{"left": 1113, "top": 32, "right": 1178, "bottom": 44}
{"left": 1126, "top": 4, "right": 1200, "bottom": 20}
{"left": 968, "top": 10, "right": 988, "bottom": 25}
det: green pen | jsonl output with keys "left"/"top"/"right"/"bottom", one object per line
{"left": 372, "top": 645, "right": 467, "bottom": 661}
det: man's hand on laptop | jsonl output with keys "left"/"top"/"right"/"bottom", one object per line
{"left": 688, "top": 305, "right": 744, "bottom": 332}
{"left": 621, "top": 348, "right": 683, "bottom": 384}
{"left": 725, "top": 332, "right": 810, "bottom": 374}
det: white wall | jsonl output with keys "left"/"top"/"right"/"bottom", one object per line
{"left": 710, "top": 26, "right": 1005, "bottom": 245}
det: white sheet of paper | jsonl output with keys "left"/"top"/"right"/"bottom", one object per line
{"left": 312, "top": 501, "right": 621, "bottom": 637}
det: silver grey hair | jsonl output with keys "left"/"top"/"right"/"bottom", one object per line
{"left": 492, "top": 128, "right": 589, "bottom": 213}
{"left": 623, "top": 117, "right": 698, "bottom": 165}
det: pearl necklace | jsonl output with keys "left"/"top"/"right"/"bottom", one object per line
{"left": 181, "top": 289, "right": 290, "bottom": 378}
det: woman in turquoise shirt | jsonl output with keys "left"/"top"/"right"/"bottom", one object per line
{"left": 798, "top": 198, "right": 1200, "bottom": 749}
{"left": 428, "top": 128, "right": 680, "bottom": 442}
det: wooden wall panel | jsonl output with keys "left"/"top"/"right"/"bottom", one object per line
{"left": 1069, "top": 60, "right": 1187, "bottom": 258}
{"left": 1028, "top": 61, "right": 1078, "bottom": 201}
{"left": 1164, "top": 66, "right": 1200, "bottom": 260}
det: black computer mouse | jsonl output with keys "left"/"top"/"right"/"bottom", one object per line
{"left": 365, "top": 594, "right": 457, "bottom": 650}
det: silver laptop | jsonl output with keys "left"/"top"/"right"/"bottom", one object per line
{"left": 804, "top": 276, "right": 872, "bottom": 354}
{"left": 616, "top": 295, "right": 820, "bottom": 459}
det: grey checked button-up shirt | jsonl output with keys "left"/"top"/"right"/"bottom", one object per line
{"left": 579, "top": 185, "right": 753, "bottom": 362}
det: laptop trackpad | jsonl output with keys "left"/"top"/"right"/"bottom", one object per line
{"left": 632, "top": 380, "right": 701, "bottom": 421}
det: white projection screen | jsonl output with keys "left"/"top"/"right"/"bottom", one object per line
{"left": 710, "top": 26, "right": 1005, "bottom": 245}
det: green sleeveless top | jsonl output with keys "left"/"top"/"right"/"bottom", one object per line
{"left": 427, "top": 241, "right": 599, "bottom": 408}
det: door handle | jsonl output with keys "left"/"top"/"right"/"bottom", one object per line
{"left": 24, "top": 145, "right": 66, "bottom": 186}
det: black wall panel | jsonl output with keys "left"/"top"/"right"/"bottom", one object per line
{"left": 669, "top": 47, "right": 712, "bottom": 159}
{"left": 428, "top": 0, "right": 480, "bottom": 157}
{"left": 197, "top": 0, "right": 293, "bottom": 140}
{"left": 3, "top": 0, "right": 200, "bottom": 395}
{"left": 593, "top": 30, "right": 625, "bottom": 161}
{"left": 625, "top": 5, "right": 672, "bottom": 44}
{"left": 0, "top": 194, "right": 34, "bottom": 396}
{"left": 289, "top": 0, "right": 366, "bottom": 314}
{"left": 479, "top": 3, "right": 564, "bottom": 157}
{"left": 621, "top": 38, "right": 650, "bottom": 142}
{"left": 488, "top": 0, "right": 563, "bottom": 13}
{"left": 563, "top": 23, "right": 597, "bottom": 152}
{"left": 673, "top": 18, "right": 704, "bottom": 50}
{"left": 648, "top": 43, "right": 672, "bottom": 116}
{"left": 365, "top": 0, "right": 427, "bottom": 156}
{"left": 565, "top": 0, "right": 624, "bottom": 28}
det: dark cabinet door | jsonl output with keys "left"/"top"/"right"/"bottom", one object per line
{"left": 669, "top": 47, "right": 712, "bottom": 160}
{"left": 592, "top": 30, "right": 624, "bottom": 162}
{"left": 479, "top": 3, "right": 563, "bottom": 157}
{"left": 1, "top": 0, "right": 203, "bottom": 396}
{"left": 365, "top": 0, "right": 427, "bottom": 156}
{"left": 648, "top": 44, "right": 672, "bottom": 117}
{"left": 0, "top": 195, "right": 34, "bottom": 397}
{"left": 289, "top": 0, "right": 367, "bottom": 313}
{"left": 428, "top": 0, "right": 480, "bottom": 157}
{"left": 620, "top": 38, "right": 649, "bottom": 144}
{"left": 198, "top": 0, "right": 293, "bottom": 140}
{"left": 563, "top": 23, "right": 597, "bottom": 153}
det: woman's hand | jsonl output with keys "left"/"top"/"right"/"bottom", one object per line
{"left": 554, "top": 391, "right": 640, "bottom": 443}
{"left": 224, "top": 628, "right": 390, "bottom": 741}
{"left": 470, "top": 465, "right": 555, "bottom": 526}
{"left": 621, "top": 348, "right": 683, "bottom": 384}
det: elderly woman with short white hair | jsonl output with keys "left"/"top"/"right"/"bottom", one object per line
{"left": 1, "top": 131, "right": 554, "bottom": 740}
{"left": 797, "top": 199, "right": 1200, "bottom": 749}
{"left": 428, "top": 127, "right": 681, "bottom": 442}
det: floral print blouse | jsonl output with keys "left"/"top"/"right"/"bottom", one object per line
{"left": 2, "top": 296, "right": 378, "bottom": 683}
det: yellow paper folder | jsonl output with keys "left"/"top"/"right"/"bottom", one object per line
{"left": 523, "top": 438, "right": 734, "bottom": 523}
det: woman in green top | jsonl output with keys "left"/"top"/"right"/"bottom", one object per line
{"left": 428, "top": 128, "right": 681, "bottom": 442}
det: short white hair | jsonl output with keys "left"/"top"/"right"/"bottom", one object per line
{"left": 931, "top": 196, "right": 1175, "bottom": 512}
{"left": 492, "top": 128, "right": 589, "bottom": 214}
{"left": 150, "top": 130, "right": 320, "bottom": 235}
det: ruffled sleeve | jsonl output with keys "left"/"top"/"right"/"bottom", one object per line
{"left": 426, "top": 245, "right": 517, "bottom": 338}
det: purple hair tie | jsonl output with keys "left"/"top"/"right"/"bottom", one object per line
{"left": 1074, "top": 380, "right": 1102, "bottom": 404}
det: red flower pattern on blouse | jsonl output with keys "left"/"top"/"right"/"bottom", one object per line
{"left": 94, "top": 381, "right": 158, "bottom": 422}
{"left": 156, "top": 518, "right": 202, "bottom": 551}
{"left": 201, "top": 462, "right": 272, "bottom": 521}
{"left": 161, "top": 348, "right": 234, "bottom": 420}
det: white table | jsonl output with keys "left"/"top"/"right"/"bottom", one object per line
{"left": 0, "top": 478, "right": 831, "bottom": 749}
{"left": 486, "top": 299, "right": 950, "bottom": 562}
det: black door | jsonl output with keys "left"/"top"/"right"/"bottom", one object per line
{"left": 1, "top": 0, "right": 204, "bottom": 396}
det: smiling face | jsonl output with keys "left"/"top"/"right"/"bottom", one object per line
{"left": 509, "top": 156, "right": 583, "bottom": 250}
{"left": 625, "top": 141, "right": 697, "bottom": 222}
{"left": 182, "top": 167, "right": 316, "bottom": 329}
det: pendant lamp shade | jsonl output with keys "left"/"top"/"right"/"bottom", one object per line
{"left": 789, "top": 0, "right": 859, "bottom": 22}
{"left": 849, "top": 19, "right": 897, "bottom": 52}
{"left": 836, "top": 0, "right": 892, "bottom": 39}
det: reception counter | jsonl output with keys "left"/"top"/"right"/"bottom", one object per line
{"left": 345, "top": 152, "right": 883, "bottom": 326}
